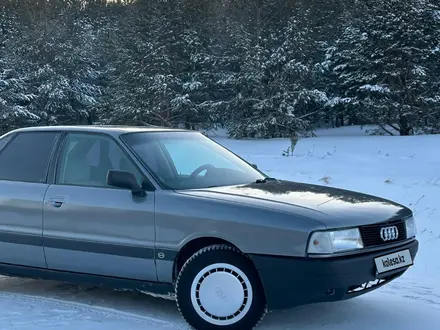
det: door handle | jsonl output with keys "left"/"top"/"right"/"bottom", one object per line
{"left": 50, "top": 197, "right": 66, "bottom": 208}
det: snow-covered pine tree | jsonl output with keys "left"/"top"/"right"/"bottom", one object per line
{"left": 226, "top": 1, "right": 327, "bottom": 139}
{"left": 172, "top": 28, "right": 213, "bottom": 130}
{"left": 103, "top": 0, "right": 185, "bottom": 127}
{"left": 325, "top": 0, "right": 440, "bottom": 135}
{"left": 0, "top": 4, "right": 38, "bottom": 132}
{"left": 29, "top": 16, "right": 103, "bottom": 125}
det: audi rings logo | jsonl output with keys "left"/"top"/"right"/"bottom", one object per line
{"left": 380, "top": 226, "right": 399, "bottom": 241}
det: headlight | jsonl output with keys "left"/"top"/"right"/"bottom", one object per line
{"left": 307, "top": 228, "right": 364, "bottom": 254}
{"left": 405, "top": 216, "right": 417, "bottom": 238}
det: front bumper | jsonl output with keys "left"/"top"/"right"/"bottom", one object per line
{"left": 249, "top": 239, "right": 419, "bottom": 310}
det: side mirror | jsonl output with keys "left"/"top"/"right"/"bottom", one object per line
{"left": 251, "top": 163, "right": 258, "bottom": 169}
{"left": 107, "top": 170, "right": 146, "bottom": 197}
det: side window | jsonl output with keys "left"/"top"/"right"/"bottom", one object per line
{"left": 0, "top": 132, "right": 58, "bottom": 183}
{"left": 57, "top": 133, "right": 143, "bottom": 188}
{"left": 0, "top": 134, "right": 13, "bottom": 152}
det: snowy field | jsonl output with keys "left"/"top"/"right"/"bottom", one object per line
{"left": 0, "top": 126, "right": 439, "bottom": 329}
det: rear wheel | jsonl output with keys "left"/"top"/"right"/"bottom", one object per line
{"left": 175, "top": 244, "right": 267, "bottom": 330}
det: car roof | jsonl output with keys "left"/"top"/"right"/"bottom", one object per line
{"left": 10, "top": 125, "right": 190, "bottom": 136}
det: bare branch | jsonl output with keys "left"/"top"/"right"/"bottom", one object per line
{"left": 378, "top": 123, "right": 397, "bottom": 136}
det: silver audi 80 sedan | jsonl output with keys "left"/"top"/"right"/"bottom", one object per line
{"left": 0, "top": 125, "right": 418, "bottom": 329}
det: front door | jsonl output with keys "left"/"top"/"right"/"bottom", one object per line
{"left": 42, "top": 132, "right": 157, "bottom": 281}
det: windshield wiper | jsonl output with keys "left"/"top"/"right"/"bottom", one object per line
{"left": 255, "top": 177, "right": 277, "bottom": 183}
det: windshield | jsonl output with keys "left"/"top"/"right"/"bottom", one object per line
{"left": 121, "top": 131, "right": 266, "bottom": 190}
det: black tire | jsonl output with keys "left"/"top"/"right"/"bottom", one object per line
{"left": 175, "top": 244, "right": 267, "bottom": 330}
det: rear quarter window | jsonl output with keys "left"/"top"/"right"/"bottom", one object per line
{"left": 0, "top": 131, "right": 58, "bottom": 183}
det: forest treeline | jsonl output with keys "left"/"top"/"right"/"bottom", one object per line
{"left": 1, "top": 0, "right": 439, "bottom": 137}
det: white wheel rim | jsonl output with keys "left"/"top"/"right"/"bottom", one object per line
{"left": 190, "top": 263, "right": 253, "bottom": 326}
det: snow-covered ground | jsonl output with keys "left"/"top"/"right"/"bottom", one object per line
{"left": 1, "top": 126, "right": 439, "bottom": 329}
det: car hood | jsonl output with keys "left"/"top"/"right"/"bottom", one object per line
{"left": 177, "top": 180, "right": 412, "bottom": 228}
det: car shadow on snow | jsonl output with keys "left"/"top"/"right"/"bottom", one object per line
{"left": 0, "top": 276, "right": 437, "bottom": 330}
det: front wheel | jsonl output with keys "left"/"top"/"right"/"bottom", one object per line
{"left": 175, "top": 245, "right": 267, "bottom": 330}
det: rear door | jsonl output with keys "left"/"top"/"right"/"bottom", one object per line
{"left": 0, "top": 131, "right": 60, "bottom": 268}
{"left": 42, "top": 132, "right": 157, "bottom": 281}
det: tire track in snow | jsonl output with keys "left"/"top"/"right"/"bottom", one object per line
{"left": 379, "top": 276, "right": 440, "bottom": 309}
{"left": 0, "top": 276, "right": 185, "bottom": 323}
{"left": 0, "top": 291, "right": 187, "bottom": 329}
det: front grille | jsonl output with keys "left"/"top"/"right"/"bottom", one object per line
{"left": 359, "top": 220, "right": 407, "bottom": 247}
